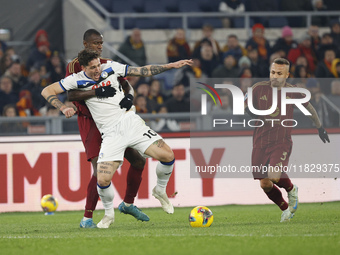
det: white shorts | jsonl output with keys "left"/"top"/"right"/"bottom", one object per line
{"left": 97, "top": 111, "right": 163, "bottom": 163}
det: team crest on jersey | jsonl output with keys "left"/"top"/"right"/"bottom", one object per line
{"left": 101, "top": 71, "right": 108, "bottom": 79}
{"left": 99, "top": 153, "right": 104, "bottom": 159}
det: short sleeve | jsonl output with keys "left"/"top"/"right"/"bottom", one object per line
{"left": 59, "top": 74, "right": 78, "bottom": 91}
{"left": 106, "top": 61, "right": 128, "bottom": 77}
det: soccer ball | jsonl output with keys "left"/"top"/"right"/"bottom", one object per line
{"left": 40, "top": 194, "right": 58, "bottom": 212}
{"left": 189, "top": 206, "right": 213, "bottom": 227}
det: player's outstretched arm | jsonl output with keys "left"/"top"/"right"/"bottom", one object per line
{"left": 41, "top": 82, "right": 76, "bottom": 118}
{"left": 68, "top": 86, "right": 116, "bottom": 101}
{"left": 306, "top": 103, "right": 330, "bottom": 143}
{"left": 126, "top": 59, "right": 193, "bottom": 77}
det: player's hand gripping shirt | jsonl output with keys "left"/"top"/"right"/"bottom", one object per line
{"left": 60, "top": 61, "right": 128, "bottom": 132}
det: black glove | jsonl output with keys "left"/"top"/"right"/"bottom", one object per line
{"left": 95, "top": 86, "right": 116, "bottom": 98}
{"left": 119, "top": 94, "right": 134, "bottom": 110}
{"left": 318, "top": 127, "right": 330, "bottom": 143}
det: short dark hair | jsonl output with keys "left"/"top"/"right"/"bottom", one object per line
{"left": 273, "top": 58, "right": 290, "bottom": 67}
{"left": 78, "top": 50, "right": 100, "bottom": 67}
{"left": 228, "top": 34, "right": 238, "bottom": 40}
{"left": 83, "top": 29, "right": 102, "bottom": 42}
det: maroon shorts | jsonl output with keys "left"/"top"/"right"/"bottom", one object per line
{"left": 251, "top": 143, "right": 292, "bottom": 179}
{"left": 77, "top": 115, "right": 101, "bottom": 162}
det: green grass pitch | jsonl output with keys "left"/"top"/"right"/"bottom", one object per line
{"left": 0, "top": 202, "right": 339, "bottom": 255}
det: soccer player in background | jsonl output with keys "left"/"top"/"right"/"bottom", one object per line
{"left": 66, "top": 29, "right": 149, "bottom": 228}
{"left": 42, "top": 49, "right": 193, "bottom": 228}
{"left": 245, "top": 58, "right": 330, "bottom": 222}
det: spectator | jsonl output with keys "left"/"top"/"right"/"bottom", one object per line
{"left": 16, "top": 90, "right": 40, "bottom": 117}
{"left": 219, "top": 0, "right": 245, "bottom": 28}
{"left": 247, "top": 48, "right": 269, "bottom": 78}
{"left": 311, "top": 0, "right": 329, "bottom": 27}
{"left": 246, "top": 24, "right": 271, "bottom": 61}
{"left": 292, "top": 65, "right": 310, "bottom": 88}
{"left": 239, "top": 67, "right": 252, "bottom": 78}
{"left": 165, "top": 83, "right": 190, "bottom": 113}
{"left": 315, "top": 49, "right": 336, "bottom": 79}
{"left": 287, "top": 34, "right": 318, "bottom": 74}
{"left": 330, "top": 20, "right": 340, "bottom": 49}
{"left": 166, "top": 29, "right": 191, "bottom": 63}
{"left": 211, "top": 94, "right": 232, "bottom": 114}
{"left": 46, "top": 50, "right": 66, "bottom": 83}
{"left": 147, "top": 79, "right": 164, "bottom": 113}
{"left": 316, "top": 33, "right": 339, "bottom": 61}
{"left": 212, "top": 53, "right": 239, "bottom": 78}
{"left": 308, "top": 25, "right": 321, "bottom": 52}
{"left": 198, "top": 44, "right": 220, "bottom": 77}
{"left": 26, "top": 29, "right": 52, "bottom": 71}
{"left": 193, "top": 24, "right": 221, "bottom": 60}
{"left": 290, "top": 55, "right": 309, "bottom": 75}
{"left": 4, "top": 55, "right": 28, "bottom": 96}
{"left": 238, "top": 56, "right": 251, "bottom": 69}
{"left": 173, "top": 58, "right": 208, "bottom": 87}
{"left": 331, "top": 80, "right": 340, "bottom": 95}
{"left": 239, "top": 77, "right": 253, "bottom": 94}
{"left": 222, "top": 34, "right": 247, "bottom": 62}
{"left": 113, "top": 28, "right": 146, "bottom": 66}
{"left": 21, "top": 68, "right": 47, "bottom": 111}
{"left": 136, "top": 83, "right": 150, "bottom": 97}
{"left": 0, "top": 104, "right": 26, "bottom": 134}
{"left": 0, "top": 53, "right": 12, "bottom": 75}
{"left": 306, "top": 78, "right": 320, "bottom": 96}
{"left": 331, "top": 59, "right": 340, "bottom": 77}
{"left": 272, "top": 26, "right": 298, "bottom": 57}
{"left": 0, "top": 76, "right": 18, "bottom": 114}
{"left": 135, "top": 95, "right": 148, "bottom": 113}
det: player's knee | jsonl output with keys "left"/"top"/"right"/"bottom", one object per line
{"left": 160, "top": 148, "right": 174, "bottom": 163}
{"left": 260, "top": 179, "right": 272, "bottom": 191}
{"left": 97, "top": 177, "right": 110, "bottom": 187}
{"left": 269, "top": 177, "right": 280, "bottom": 184}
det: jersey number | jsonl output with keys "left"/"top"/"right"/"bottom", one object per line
{"left": 143, "top": 130, "right": 157, "bottom": 139}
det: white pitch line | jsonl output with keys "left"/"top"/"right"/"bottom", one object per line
{"left": 0, "top": 233, "right": 338, "bottom": 239}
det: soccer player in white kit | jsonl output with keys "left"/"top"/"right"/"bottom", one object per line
{"left": 42, "top": 50, "right": 193, "bottom": 228}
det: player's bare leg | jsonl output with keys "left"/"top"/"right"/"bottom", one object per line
{"left": 118, "top": 148, "right": 150, "bottom": 221}
{"left": 80, "top": 157, "right": 99, "bottom": 228}
{"left": 96, "top": 161, "right": 120, "bottom": 228}
{"left": 144, "top": 139, "right": 175, "bottom": 214}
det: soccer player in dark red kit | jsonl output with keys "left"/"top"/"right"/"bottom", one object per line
{"left": 245, "top": 58, "right": 330, "bottom": 222}
{"left": 66, "top": 29, "right": 149, "bottom": 227}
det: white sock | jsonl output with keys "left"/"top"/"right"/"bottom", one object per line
{"left": 155, "top": 160, "right": 174, "bottom": 194}
{"left": 83, "top": 217, "right": 91, "bottom": 221}
{"left": 124, "top": 202, "right": 132, "bottom": 207}
{"left": 97, "top": 182, "right": 115, "bottom": 217}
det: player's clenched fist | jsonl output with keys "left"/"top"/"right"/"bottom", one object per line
{"left": 62, "top": 107, "right": 76, "bottom": 118}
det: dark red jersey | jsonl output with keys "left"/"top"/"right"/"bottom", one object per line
{"left": 247, "top": 80, "right": 309, "bottom": 148}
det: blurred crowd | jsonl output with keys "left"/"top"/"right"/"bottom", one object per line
{"left": 1, "top": 17, "right": 340, "bottom": 130}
